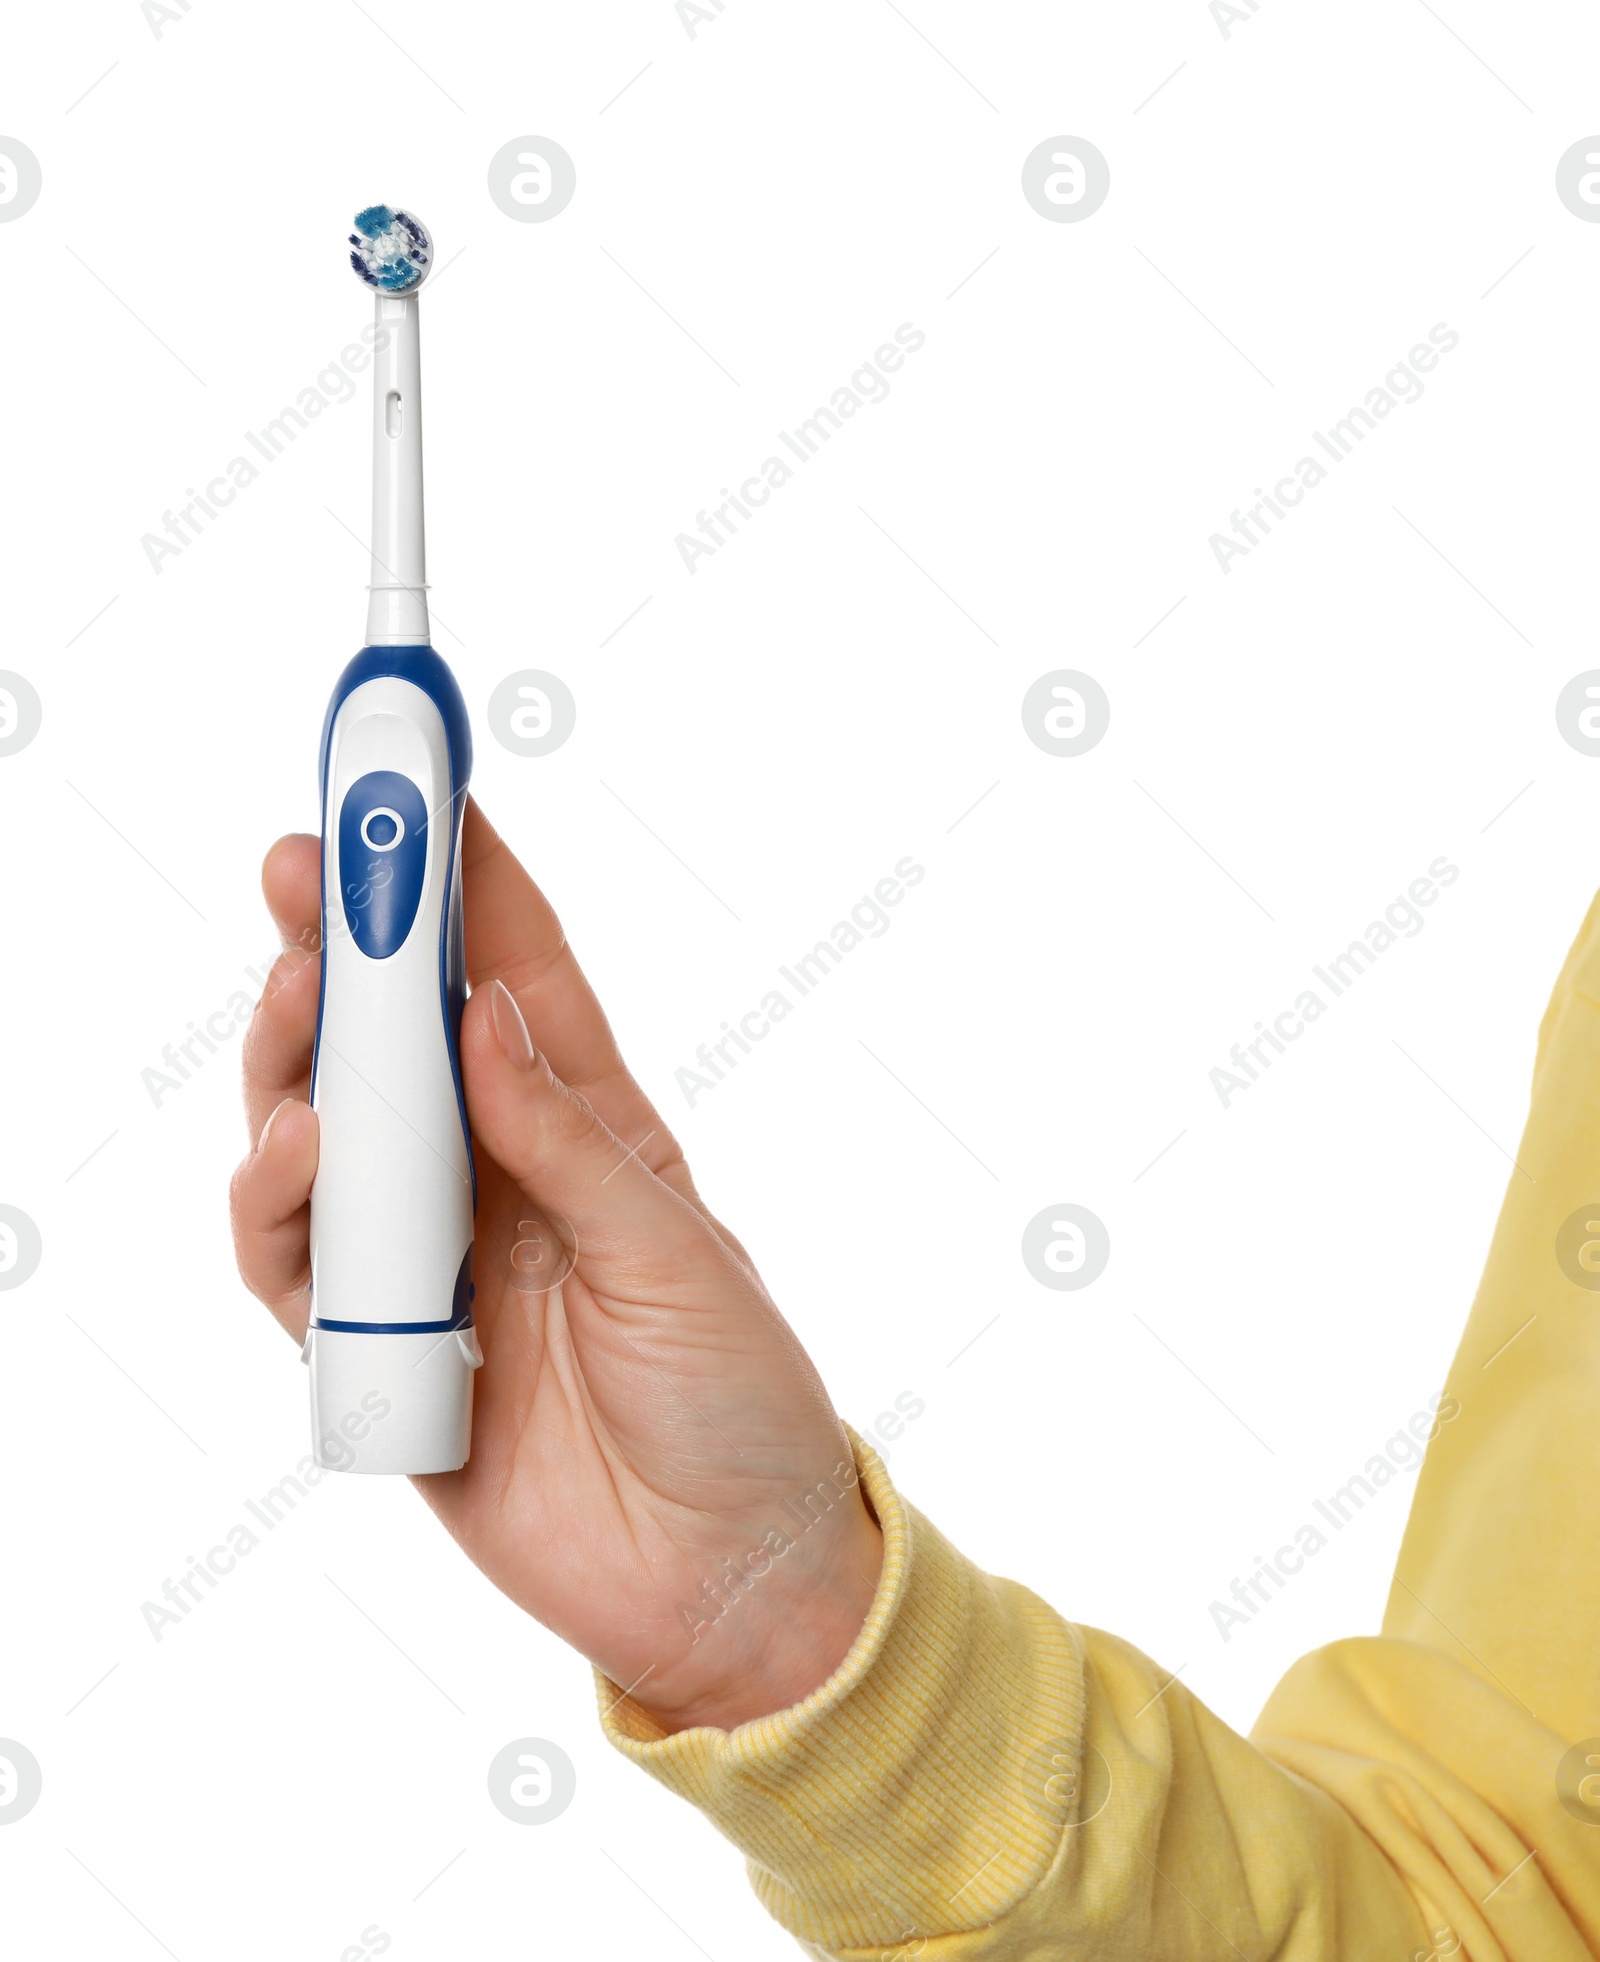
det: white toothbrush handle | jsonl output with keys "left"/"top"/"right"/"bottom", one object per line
{"left": 306, "top": 653, "right": 479, "bottom": 1474}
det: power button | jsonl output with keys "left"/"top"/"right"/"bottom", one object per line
{"left": 338, "top": 770, "right": 429, "bottom": 958}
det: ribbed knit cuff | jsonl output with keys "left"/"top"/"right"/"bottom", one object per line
{"left": 596, "top": 1431, "right": 1088, "bottom": 1956}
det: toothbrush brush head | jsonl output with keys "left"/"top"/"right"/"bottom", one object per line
{"left": 348, "top": 205, "right": 432, "bottom": 294}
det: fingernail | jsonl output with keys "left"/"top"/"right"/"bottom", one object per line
{"left": 257, "top": 1097, "right": 294, "bottom": 1155}
{"left": 490, "top": 979, "right": 539, "bottom": 1072}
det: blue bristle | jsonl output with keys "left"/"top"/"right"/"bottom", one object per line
{"left": 353, "top": 205, "right": 394, "bottom": 238}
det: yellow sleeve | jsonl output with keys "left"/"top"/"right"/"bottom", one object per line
{"left": 1380, "top": 879, "right": 1600, "bottom": 1731}
{"left": 1266, "top": 876, "right": 1600, "bottom": 1960}
{"left": 599, "top": 1435, "right": 1434, "bottom": 1960}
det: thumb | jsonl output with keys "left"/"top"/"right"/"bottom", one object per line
{"left": 461, "top": 979, "right": 709, "bottom": 1277}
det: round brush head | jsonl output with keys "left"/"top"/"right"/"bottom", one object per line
{"left": 348, "top": 205, "right": 432, "bottom": 293}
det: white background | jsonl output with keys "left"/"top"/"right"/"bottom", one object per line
{"left": 3, "top": 0, "right": 1598, "bottom": 1955}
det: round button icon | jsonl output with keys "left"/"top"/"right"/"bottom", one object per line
{"left": 360, "top": 806, "right": 404, "bottom": 852}
{"left": 1555, "top": 1204, "right": 1600, "bottom": 1291}
{"left": 1557, "top": 1738, "right": 1600, "bottom": 1823}
{"left": 488, "top": 671, "right": 577, "bottom": 757}
{"left": 1022, "top": 670, "right": 1110, "bottom": 757}
{"left": 0, "top": 672, "right": 42, "bottom": 757}
{"left": 488, "top": 138, "right": 577, "bottom": 223}
{"left": 1022, "top": 1204, "right": 1110, "bottom": 1292}
{"left": 1021, "top": 137, "right": 1110, "bottom": 223}
{"left": 1556, "top": 671, "right": 1600, "bottom": 756}
{"left": 487, "top": 1738, "right": 576, "bottom": 1823}
{"left": 0, "top": 1207, "right": 42, "bottom": 1292}
{"left": 1556, "top": 139, "right": 1600, "bottom": 222}
{"left": 0, "top": 1741, "right": 42, "bottom": 1823}
{"left": 0, "top": 140, "right": 42, "bottom": 223}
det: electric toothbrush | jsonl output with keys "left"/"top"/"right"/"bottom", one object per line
{"left": 305, "top": 205, "right": 481, "bottom": 1474}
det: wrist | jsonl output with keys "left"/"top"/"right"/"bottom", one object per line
{"left": 634, "top": 1491, "right": 884, "bottom": 1733}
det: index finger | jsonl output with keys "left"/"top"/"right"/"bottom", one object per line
{"left": 462, "top": 801, "right": 724, "bottom": 1219}
{"left": 463, "top": 802, "right": 646, "bottom": 1109}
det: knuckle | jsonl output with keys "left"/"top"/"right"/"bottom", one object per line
{"left": 262, "top": 944, "right": 318, "bottom": 1007}
{"left": 543, "top": 1078, "right": 606, "bottom": 1152}
{"left": 240, "top": 954, "right": 317, "bottom": 1073}
{"left": 227, "top": 1157, "right": 249, "bottom": 1223}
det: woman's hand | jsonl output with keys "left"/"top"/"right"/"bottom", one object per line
{"left": 229, "top": 800, "right": 882, "bottom": 1732}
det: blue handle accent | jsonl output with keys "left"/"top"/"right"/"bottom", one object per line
{"left": 338, "top": 768, "right": 430, "bottom": 957}
{"left": 317, "top": 645, "right": 473, "bottom": 803}
{"left": 314, "top": 1316, "right": 466, "bottom": 1333}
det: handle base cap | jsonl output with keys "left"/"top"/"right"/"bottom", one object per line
{"left": 304, "top": 1323, "right": 483, "bottom": 1475}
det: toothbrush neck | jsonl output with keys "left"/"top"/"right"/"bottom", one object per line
{"left": 366, "top": 290, "right": 430, "bottom": 647}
